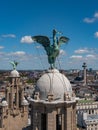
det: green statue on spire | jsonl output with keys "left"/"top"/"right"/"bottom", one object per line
{"left": 10, "top": 61, "right": 19, "bottom": 70}
{"left": 32, "top": 29, "right": 69, "bottom": 69}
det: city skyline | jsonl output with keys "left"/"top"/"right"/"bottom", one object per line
{"left": 0, "top": 0, "right": 98, "bottom": 70}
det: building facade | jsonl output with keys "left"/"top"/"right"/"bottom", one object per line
{"left": 0, "top": 69, "right": 28, "bottom": 130}
{"left": 29, "top": 69, "right": 77, "bottom": 130}
{"left": 77, "top": 101, "right": 98, "bottom": 130}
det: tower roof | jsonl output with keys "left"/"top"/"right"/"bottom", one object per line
{"left": 10, "top": 69, "right": 20, "bottom": 77}
{"left": 35, "top": 69, "right": 72, "bottom": 101}
{"left": 22, "top": 97, "right": 28, "bottom": 106}
{"left": 1, "top": 100, "right": 8, "bottom": 106}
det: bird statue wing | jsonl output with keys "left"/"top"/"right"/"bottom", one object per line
{"left": 14, "top": 61, "right": 19, "bottom": 66}
{"left": 32, "top": 35, "right": 50, "bottom": 47}
{"left": 58, "top": 36, "right": 69, "bottom": 46}
{"left": 10, "top": 61, "right": 15, "bottom": 66}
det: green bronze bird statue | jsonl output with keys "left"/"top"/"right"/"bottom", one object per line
{"left": 32, "top": 29, "right": 69, "bottom": 69}
{"left": 10, "top": 61, "right": 19, "bottom": 70}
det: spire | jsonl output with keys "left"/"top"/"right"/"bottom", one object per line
{"left": 82, "top": 62, "right": 87, "bottom": 86}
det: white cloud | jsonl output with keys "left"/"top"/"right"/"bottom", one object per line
{"left": 83, "top": 12, "right": 98, "bottom": 23}
{"left": 94, "top": 12, "right": 98, "bottom": 18}
{"left": 9, "top": 51, "right": 26, "bottom": 56}
{"left": 20, "top": 36, "right": 33, "bottom": 43}
{"left": 13, "top": 51, "right": 26, "bottom": 56}
{"left": 0, "top": 46, "right": 4, "bottom": 49}
{"left": 86, "top": 54, "right": 96, "bottom": 59}
{"left": 75, "top": 48, "right": 89, "bottom": 54}
{"left": 60, "top": 49, "right": 66, "bottom": 55}
{"left": 70, "top": 55, "right": 83, "bottom": 59}
{"left": 36, "top": 45, "right": 41, "bottom": 49}
{"left": 0, "top": 50, "right": 48, "bottom": 69}
{"left": 2, "top": 34, "right": 16, "bottom": 38}
{"left": 0, "top": 52, "right": 5, "bottom": 56}
{"left": 94, "top": 32, "right": 98, "bottom": 38}
{"left": 83, "top": 18, "right": 95, "bottom": 23}
{"left": 0, "top": 51, "right": 26, "bottom": 57}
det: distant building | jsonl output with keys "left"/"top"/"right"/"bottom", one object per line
{"left": 77, "top": 100, "right": 98, "bottom": 130}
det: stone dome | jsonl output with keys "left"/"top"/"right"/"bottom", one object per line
{"left": 2, "top": 100, "right": 8, "bottom": 106}
{"left": 10, "top": 70, "right": 20, "bottom": 77}
{"left": 22, "top": 97, "right": 28, "bottom": 105}
{"left": 35, "top": 69, "right": 72, "bottom": 101}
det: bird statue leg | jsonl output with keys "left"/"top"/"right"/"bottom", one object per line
{"left": 50, "top": 64, "right": 54, "bottom": 69}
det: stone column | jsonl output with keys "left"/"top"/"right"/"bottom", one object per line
{"left": 6, "top": 87, "right": 9, "bottom": 106}
{"left": 32, "top": 111, "right": 39, "bottom": 130}
{"left": 11, "top": 81, "right": 13, "bottom": 109}
{"left": 82, "top": 62, "right": 87, "bottom": 86}
{"left": 47, "top": 112, "right": 55, "bottom": 130}
{"left": 65, "top": 103, "right": 73, "bottom": 130}
{"left": 73, "top": 103, "right": 77, "bottom": 130}
{"left": 31, "top": 105, "right": 41, "bottom": 130}
{"left": 16, "top": 81, "right": 19, "bottom": 108}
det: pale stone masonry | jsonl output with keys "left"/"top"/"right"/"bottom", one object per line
{"left": 0, "top": 68, "right": 78, "bottom": 130}
{"left": 0, "top": 70, "right": 28, "bottom": 130}
{"left": 29, "top": 69, "right": 78, "bottom": 130}
{"left": 30, "top": 100, "right": 77, "bottom": 130}
{"left": 77, "top": 101, "right": 98, "bottom": 130}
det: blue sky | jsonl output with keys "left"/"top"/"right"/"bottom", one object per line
{"left": 0, "top": 0, "right": 98, "bottom": 70}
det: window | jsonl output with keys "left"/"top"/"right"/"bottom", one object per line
{"left": 92, "top": 109, "right": 94, "bottom": 114}
{"left": 56, "top": 114, "right": 62, "bottom": 130}
{"left": 41, "top": 113, "right": 47, "bottom": 130}
{"left": 89, "top": 110, "right": 91, "bottom": 114}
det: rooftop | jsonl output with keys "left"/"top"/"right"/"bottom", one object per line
{"left": 87, "top": 115, "right": 98, "bottom": 121}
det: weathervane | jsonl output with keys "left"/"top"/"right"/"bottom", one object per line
{"left": 10, "top": 61, "right": 19, "bottom": 70}
{"left": 32, "top": 29, "right": 69, "bottom": 69}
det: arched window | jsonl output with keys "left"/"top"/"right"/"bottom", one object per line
{"left": 41, "top": 113, "right": 47, "bottom": 130}
{"left": 56, "top": 114, "right": 62, "bottom": 130}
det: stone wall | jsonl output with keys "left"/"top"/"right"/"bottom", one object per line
{"left": 0, "top": 109, "right": 28, "bottom": 130}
